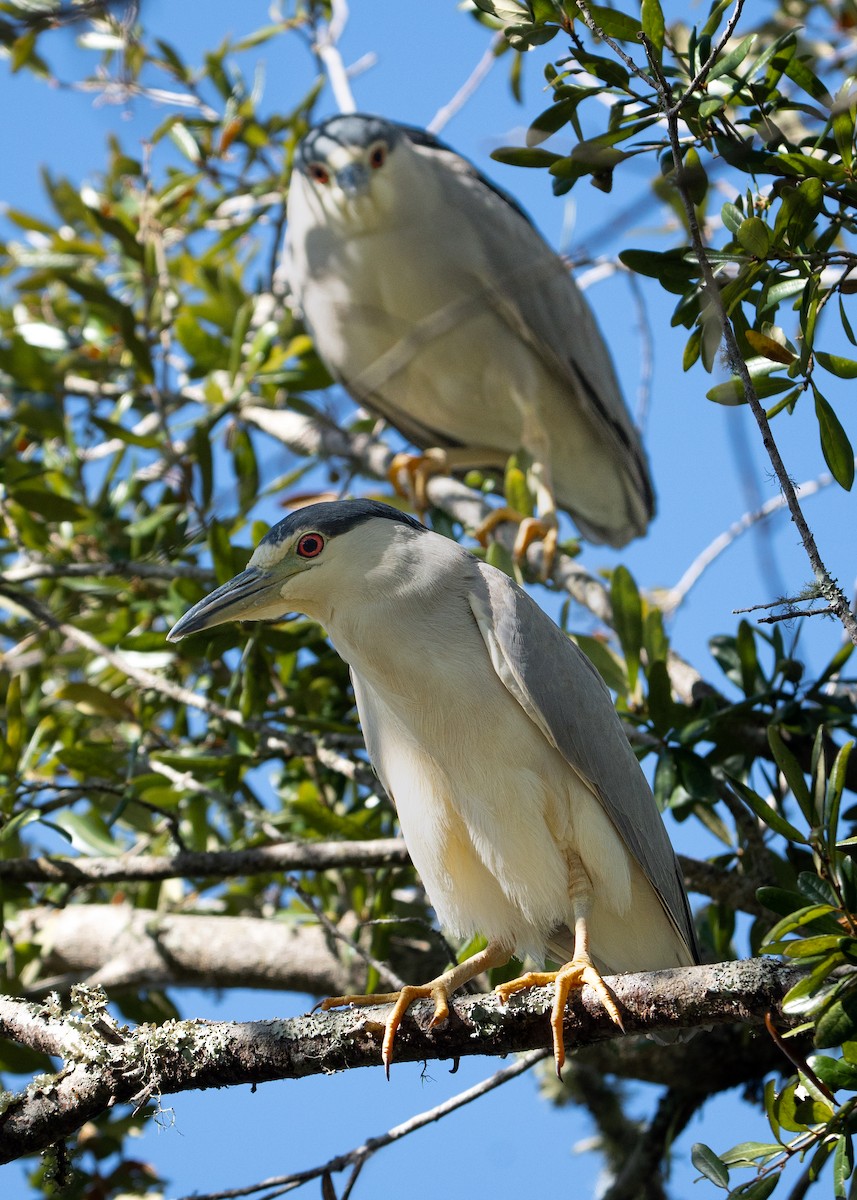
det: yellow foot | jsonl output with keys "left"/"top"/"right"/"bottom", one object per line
{"left": 388, "top": 449, "right": 449, "bottom": 514}
{"left": 495, "top": 960, "right": 624, "bottom": 1075}
{"left": 318, "top": 983, "right": 452, "bottom": 1079}
{"left": 475, "top": 508, "right": 558, "bottom": 578}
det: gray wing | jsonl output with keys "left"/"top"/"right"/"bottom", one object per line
{"left": 468, "top": 561, "right": 698, "bottom": 960}
{"left": 411, "top": 138, "right": 654, "bottom": 534}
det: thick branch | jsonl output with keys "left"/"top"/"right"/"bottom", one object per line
{"left": 0, "top": 958, "right": 800, "bottom": 1164}
{"left": 8, "top": 905, "right": 437, "bottom": 997}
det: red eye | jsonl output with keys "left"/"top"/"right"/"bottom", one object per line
{"left": 369, "top": 143, "right": 387, "bottom": 169}
{"left": 308, "top": 162, "right": 330, "bottom": 184}
{"left": 296, "top": 532, "right": 325, "bottom": 558}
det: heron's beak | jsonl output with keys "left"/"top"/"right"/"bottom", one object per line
{"left": 335, "top": 162, "right": 370, "bottom": 196}
{"left": 167, "top": 566, "right": 286, "bottom": 642}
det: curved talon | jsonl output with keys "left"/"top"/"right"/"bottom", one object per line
{"left": 380, "top": 982, "right": 451, "bottom": 1077}
{"left": 513, "top": 516, "right": 558, "bottom": 578}
{"left": 315, "top": 982, "right": 453, "bottom": 1079}
{"left": 388, "top": 449, "right": 449, "bottom": 513}
{"left": 474, "top": 505, "right": 521, "bottom": 547}
{"left": 496, "top": 958, "right": 624, "bottom": 1076}
{"left": 474, "top": 509, "right": 558, "bottom": 578}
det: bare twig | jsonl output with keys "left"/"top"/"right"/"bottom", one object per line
{"left": 661, "top": 468, "right": 839, "bottom": 614}
{"left": 312, "top": 0, "right": 357, "bottom": 114}
{"left": 756, "top": 606, "right": 837, "bottom": 626}
{"left": 428, "top": 35, "right": 503, "bottom": 135}
{"left": 0, "top": 838, "right": 410, "bottom": 885}
{"left": 0, "top": 840, "right": 761, "bottom": 915}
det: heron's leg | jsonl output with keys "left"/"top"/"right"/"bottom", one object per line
{"left": 495, "top": 858, "right": 624, "bottom": 1075}
{"left": 388, "top": 448, "right": 449, "bottom": 514}
{"left": 319, "top": 938, "right": 511, "bottom": 1077}
{"left": 474, "top": 506, "right": 558, "bottom": 578}
{"left": 389, "top": 446, "right": 508, "bottom": 514}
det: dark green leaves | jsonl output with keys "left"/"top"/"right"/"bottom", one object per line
{"left": 814, "top": 390, "right": 855, "bottom": 491}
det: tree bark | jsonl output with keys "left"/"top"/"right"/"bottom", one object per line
{"left": 0, "top": 958, "right": 800, "bottom": 1165}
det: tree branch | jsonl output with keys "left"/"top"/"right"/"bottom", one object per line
{"left": 0, "top": 843, "right": 765, "bottom": 915}
{"left": 8, "top": 905, "right": 430, "bottom": 998}
{"left": 0, "top": 958, "right": 801, "bottom": 1164}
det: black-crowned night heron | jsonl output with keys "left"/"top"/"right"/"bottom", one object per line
{"left": 285, "top": 115, "right": 655, "bottom": 562}
{"left": 169, "top": 500, "right": 696, "bottom": 1073}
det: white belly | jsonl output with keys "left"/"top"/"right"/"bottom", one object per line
{"left": 349, "top": 644, "right": 677, "bottom": 972}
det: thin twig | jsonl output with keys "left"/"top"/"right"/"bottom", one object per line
{"left": 287, "top": 875, "right": 407, "bottom": 993}
{"left": 0, "top": 559, "right": 210, "bottom": 584}
{"left": 756, "top": 606, "right": 837, "bottom": 626}
{"left": 668, "top": 1, "right": 746, "bottom": 117}
{"left": 428, "top": 34, "right": 503, "bottom": 135}
{"left": 661, "top": 468, "right": 839, "bottom": 614}
{"left": 172, "top": 1050, "right": 548, "bottom": 1200}
{"left": 313, "top": 0, "right": 356, "bottom": 114}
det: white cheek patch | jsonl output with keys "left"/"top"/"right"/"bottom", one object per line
{"left": 325, "top": 146, "right": 362, "bottom": 172}
{"left": 249, "top": 541, "right": 290, "bottom": 571}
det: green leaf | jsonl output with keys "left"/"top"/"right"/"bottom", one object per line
{"left": 572, "top": 635, "right": 629, "bottom": 696}
{"left": 757, "top": 886, "right": 810, "bottom": 917}
{"left": 727, "top": 1175, "right": 780, "bottom": 1200}
{"left": 640, "top": 0, "right": 664, "bottom": 58}
{"left": 840, "top": 296, "right": 857, "bottom": 346}
{"left": 814, "top": 391, "right": 855, "bottom": 490}
{"left": 720, "top": 1143, "right": 782, "bottom": 1168}
{"left": 816, "top": 990, "right": 857, "bottom": 1048}
{"left": 737, "top": 217, "right": 771, "bottom": 258}
{"left": 610, "top": 566, "right": 642, "bottom": 692}
{"left": 50, "top": 810, "right": 120, "bottom": 856}
{"left": 586, "top": 5, "right": 641, "bottom": 40}
{"left": 491, "top": 147, "right": 563, "bottom": 168}
{"left": 708, "top": 34, "right": 756, "bottom": 81}
{"left": 706, "top": 375, "right": 793, "bottom": 406}
{"left": 833, "top": 1131, "right": 853, "bottom": 1199}
{"left": 808, "top": 1054, "right": 857, "bottom": 1092}
{"left": 815, "top": 352, "right": 857, "bottom": 379}
{"left": 647, "top": 660, "right": 674, "bottom": 736}
{"left": 768, "top": 727, "right": 813, "bottom": 823}
{"left": 731, "top": 778, "right": 807, "bottom": 844}
{"left": 692, "top": 1143, "right": 730, "bottom": 1189}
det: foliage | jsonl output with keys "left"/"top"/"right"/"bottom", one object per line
{"left": 1, "top": 1, "right": 857, "bottom": 1198}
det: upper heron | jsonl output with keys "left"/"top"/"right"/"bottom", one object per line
{"left": 169, "top": 499, "right": 697, "bottom": 1073}
{"left": 285, "top": 114, "right": 654, "bottom": 561}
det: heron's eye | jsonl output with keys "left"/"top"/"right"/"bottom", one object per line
{"left": 307, "top": 162, "right": 330, "bottom": 185}
{"left": 369, "top": 143, "right": 387, "bottom": 170}
{"left": 296, "top": 532, "right": 325, "bottom": 558}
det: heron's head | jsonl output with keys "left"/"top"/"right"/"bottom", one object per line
{"left": 290, "top": 114, "right": 414, "bottom": 227}
{"left": 167, "top": 499, "right": 428, "bottom": 642}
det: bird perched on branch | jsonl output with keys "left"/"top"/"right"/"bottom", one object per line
{"left": 169, "top": 499, "right": 697, "bottom": 1074}
{"left": 284, "top": 114, "right": 655, "bottom": 564}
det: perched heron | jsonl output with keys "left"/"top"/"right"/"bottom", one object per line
{"left": 169, "top": 500, "right": 696, "bottom": 1073}
{"left": 285, "top": 114, "right": 655, "bottom": 562}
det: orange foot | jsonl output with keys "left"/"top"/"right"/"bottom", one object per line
{"left": 319, "top": 982, "right": 452, "bottom": 1079}
{"left": 388, "top": 449, "right": 449, "bottom": 514}
{"left": 475, "top": 508, "right": 558, "bottom": 578}
{"left": 495, "top": 957, "right": 624, "bottom": 1076}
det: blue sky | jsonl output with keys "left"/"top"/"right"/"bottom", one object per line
{"left": 1, "top": 2, "right": 854, "bottom": 1197}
